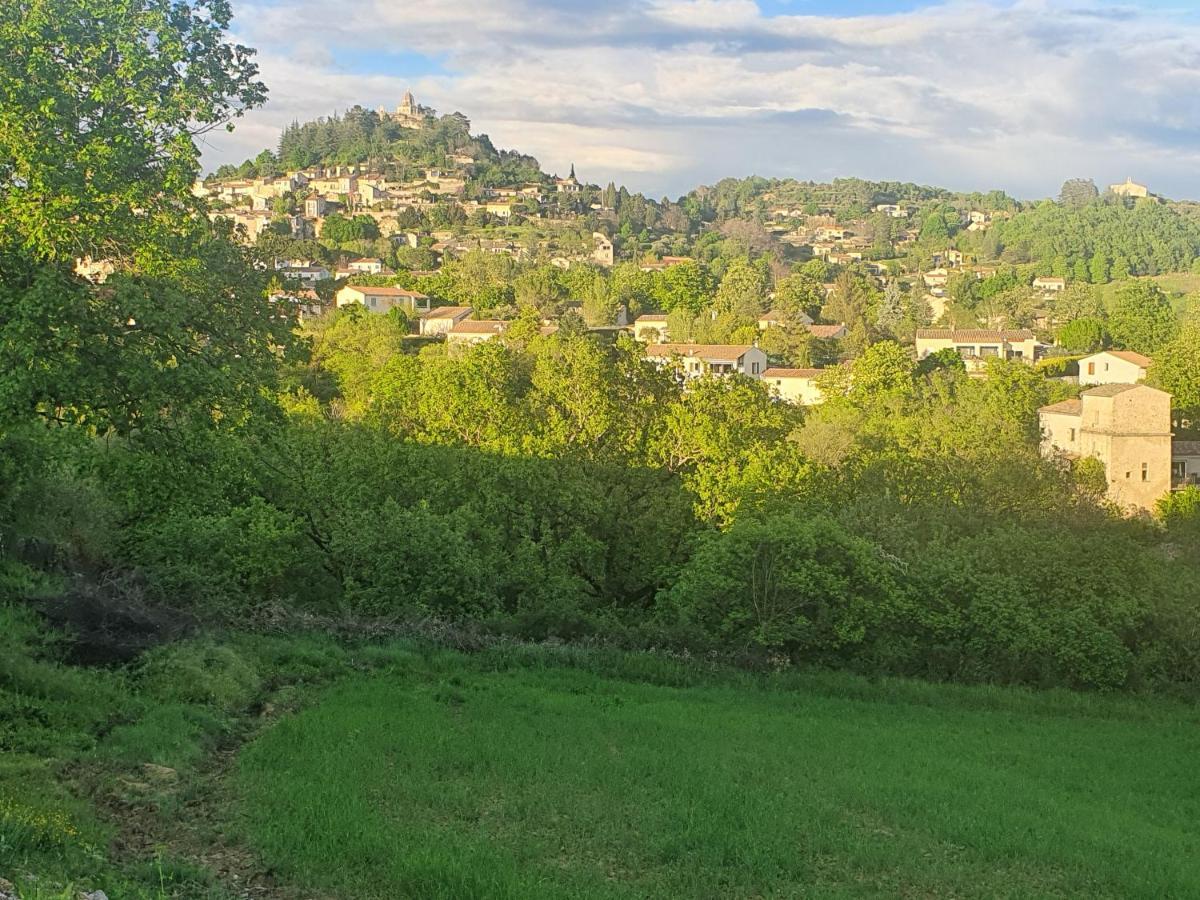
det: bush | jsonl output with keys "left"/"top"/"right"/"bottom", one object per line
{"left": 137, "top": 640, "right": 261, "bottom": 714}
{"left": 662, "top": 513, "right": 905, "bottom": 657}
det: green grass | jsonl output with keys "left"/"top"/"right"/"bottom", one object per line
{"left": 1097, "top": 271, "right": 1200, "bottom": 315}
{"left": 236, "top": 649, "right": 1200, "bottom": 899}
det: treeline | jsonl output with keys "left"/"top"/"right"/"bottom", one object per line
{"left": 973, "top": 198, "right": 1200, "bottom": 281}
{"left": 11, "top": 309, "right": 1194, "bottom": 692}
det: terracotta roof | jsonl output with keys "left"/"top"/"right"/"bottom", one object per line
{"left": 807, "top": 324, "right": 847, "bottom": 339}
{"left": 645, "top": 343, "right": 755, "bottom": 361}
{"left": 1103, "top": 350, "right": 1152, "bottom": 368}
{"left": 342, "top": 286, "right": 428, "bottom": 298}
{"left": 420, "top": 305, "right": 472, "bottom": 320}
{"left": 1082, "top": 383, "right": 1152, "bottom": 398}
{"left": 763, "top": 368, "right": 822, "bottom": 378}
{"left": 915, "top": 329, "right": 1036, "bottom": 341}
{"left": 635, "top": 314, "right": 668, "bottom": 322}
{"left": 450, "top": 319, "right": 507, "bottom": 334}
{"left": 1039, "top": 399, "right": 1082, "bottom": 416}
{"left": 350, "top": 257, "right": 383, "bottom": 263}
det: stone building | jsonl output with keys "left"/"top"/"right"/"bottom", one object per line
{"left": 1039, "top": 384, "right": 1173, "bottom": 512}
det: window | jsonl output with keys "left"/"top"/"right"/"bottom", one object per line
{"left": 1087, "top": 362, "right": 1095, "bottom": 375}
{"left": 1173, "top": 461, "right": 1185, "bottom": 480}
{"left": 1069, "top": 428, "right": 1076, "bottom": 442}
{"left": 1142, "top": 463, "right": 1149, "bottom": 482}
{"left": 751, "top": 362, "right": 760, "bottom": 375}
{"left": 1104, "top": 362, "right": 1110, "bottom": 371}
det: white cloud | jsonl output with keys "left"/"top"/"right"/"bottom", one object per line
{"left": 210, "top": 0, "right": 1200, "bottom": 199}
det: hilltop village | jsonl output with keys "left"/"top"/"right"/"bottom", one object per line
{"left": 164, "top": 96, "right": 1200, "bottom": 514}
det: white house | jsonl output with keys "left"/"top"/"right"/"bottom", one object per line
{"left": 1033, "top": 276, "right": 1066, "bottom": 294}
{"left": 645, "top": 343, "right": 768, "bottom": 380}
{"left": 419, "top": 306, "right": 473, "bottom": 336}
{"left": 1078, "top": 350, "right": 1151, "bottom": 386}
{"left": 762, "top": 368, "right": 825, "bottom": 405}
{"left": 347, "top": 257, "right": 385, "bottom": 274}
{"left": 335, "top": 285, "right": 431, "bottom": 314}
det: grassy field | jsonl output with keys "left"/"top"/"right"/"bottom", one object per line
{"left": 236, "top": 648, "right": 1200, "bottom": 900}
{"left": 1097, "top": 271, "right": 1200, "bottom": 314}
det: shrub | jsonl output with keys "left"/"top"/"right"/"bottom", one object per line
{"left": 137, "top": 640, "right": 261, "bottom": 714}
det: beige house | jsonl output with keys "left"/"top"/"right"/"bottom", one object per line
{"left": 1110, "top": 178, "right": 1149, "bottom": 199}
{"left": 335, "top": 285, "right": 431, "bottom": 315}
{"left": 418, "top": 306, "right": 473, "bottom": 336}
{"left": 592, "top": 233, "right": 614, "bottom": 267}
{"left": 1078, "top": 350, "right": 1151, "bottom": 386}
{"left": 1039, "top": 384, "right": 1173, "bottom": 512}
{"left": 645, "top": 343, "right": 768, "bottom": 380}
{"left": 633, "top": 314, "right": 669, "bottom": 343}
{"left": 915, "top": 329, "right": 1044, "bottom": 369}
{"left": 762, "top": 368, "right": 825, "bottom": 405}
{"left": 922, "top": 268, "right": 949, "bottom": 288}
{"left": 446, "top": 319, "right": 508, "bottom": 346}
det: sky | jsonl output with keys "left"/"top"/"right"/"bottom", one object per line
{"left": 204, "top": 0, "right": 1200, "bottom": 200}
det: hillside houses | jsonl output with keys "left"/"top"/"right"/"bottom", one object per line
{"left": 336, "top": 285, "right": 431, "bottom": 314}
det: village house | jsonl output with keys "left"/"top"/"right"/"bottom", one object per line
{"left": 555, "top": 165, "right": 582, "bottom": 193}
{"left": 645, "top": 343, "right": 768, "bottom": 380}
{"left": 347, "top": 257, "right": 385, "bottom": 275}
{"left": 1078, "top": 350, "right": 1151, "bottom": 386}
{"left": 1033, "top": 276, "right": 1066, "bottom": 295}
{"left": 1039, "top": 384, "right": 1173, "bottom": 512}
{"left": 278, "top": 264, "right": 330, "bottom": 283}
{"left": 966, "top": 211, "right": 991, "bottom": 232}
{"left": 915, "top": 329, "right": 1045, "bottom": 369}
{"left": 633, "top": 314, "right": 669, "bottom": 343}
{"left": 1109, "top": 178, "right": 1149, "bottom": 199}
{"left": 304, "top": 197, "right": 329, "bottom": 218}
{"left": 418, "top": 306, "right": 473, "bottom": 336}
{"left": 922, "top": 268, "right": 949, "bottom": 288}
{"left": 485, "top": 202, "right": 514, "bottom": 220}
{"left": 446, "top": 319, "right": 508, "bottom": 346}
{"left": 873, "top": 204, "right": 909, "bottom": 218}
{"left": 1174, "top": 441, "right": 1200, "bottom": 489}
{"left": 762, "top": 368, "right": 825, "bottom": 405}
{"left": 592, "top": 233, "right": 614, "bottom": 267}
{"left": 335, "top": 285, "right": 431, "bottom": 315}
{"left": 807, "top": 323, "right": 848, "bottom": 340}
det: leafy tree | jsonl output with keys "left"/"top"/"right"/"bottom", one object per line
{"left": 1056, "top": 317, "right": 1107, "bottom": 353}
{"left": 1059, "top": 178, "right": 1099, "bottom": 208}
{"left": 1148, "top": 315, "right": 1200, "bottom": 433}
{"left": 0, "top": 0, "right": 287, "bottom": 437}
{"left": 1108, "top": 282, "right": 1178, "bottom": 354}
{"left": 714, "top": 258, "right": 768, "bottom": 317}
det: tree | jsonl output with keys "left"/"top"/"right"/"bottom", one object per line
{"left": 1056, "top": 317, "right": 1107, "bottom": 353}
{"left": 1148, "top": 315, "right": 1200, "bottom": 434}
{"left": 714, "top": 258, "right": 767, "bottom": 317}
{"left": 1058, "top": 178, "right": 1099, "bottom": 208}
{"left": 0, "top": 0, "right": 287, "bottom": 437}
{"left": 1108, "top": 282, "right": 1179, "bottom": 354}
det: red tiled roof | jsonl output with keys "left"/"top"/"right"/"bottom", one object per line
{"left": 635, "top": 314, "right": 669, "bottom": 322}
{"left": 420, "top": 305, "right": 472, "bottom": 320}
{"left": 763, "top": 367, "right": 823, "bottom": 378}
{"left": 915, "top": 329, "right": 1036, "bottom": 341}
{"left": 450, "top": 319, "right": 507, "bottom": 334}
{"left": 645, "top": 343, "right": 755, "bottom": 361}
{"left": 1039, "top": 399, "right": 1082, "bottom": 415}
{"left": 807, "top": 324, "right": 847, "bottom": 339}
{"left": 342, "top": 286, "right": 428, "bottom": 298}
{"left": 1104, "top": 350, "right": 1152, "bottom": 368}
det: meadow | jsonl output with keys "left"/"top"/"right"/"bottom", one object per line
{"left": 236, "top": 647, "right": 1200, "bottom": 900}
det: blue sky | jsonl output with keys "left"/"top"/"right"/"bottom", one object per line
{"left": 210, "top": 0, "right": 1200, "bottom": 200}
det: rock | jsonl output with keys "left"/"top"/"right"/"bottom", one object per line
{"left": 79, "top": 891, "right": 109, "bottom": 900}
